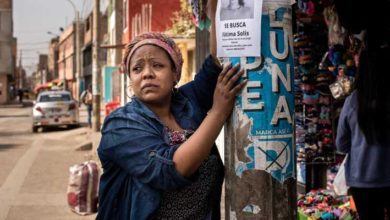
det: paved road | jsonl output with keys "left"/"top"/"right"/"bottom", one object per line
{"left": 0, "top": 102, "right": 97, "bottom": 220}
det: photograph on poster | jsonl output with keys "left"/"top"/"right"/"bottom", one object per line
{"left": 220, "top": 0, "right": 254, "bottom": 21}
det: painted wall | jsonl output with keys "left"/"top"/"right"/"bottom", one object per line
{"left": 122, "top": 0, "right": 180, "bottom": 44}
{"left": 107, "top": 0, "right": 123, "bottom": 102}
{"left": 0, "top": 0, "right": 14, "bottom": 103}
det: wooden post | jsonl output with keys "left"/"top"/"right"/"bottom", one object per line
{"left": 195, "top": 28, "right": 210, "bottom": 72}
{"left": 224, "top": 0, "right": 296, "bottom": 219}
{"left": 92, "top": 0, "right": 101, "bottom": 131}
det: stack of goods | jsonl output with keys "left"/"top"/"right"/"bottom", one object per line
{"left": 298, "top": 189, "right": 358, "bottom": 220}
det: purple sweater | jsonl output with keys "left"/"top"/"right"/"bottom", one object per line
{"left": 336, "top": 91, "right": 390, "bottom": 188}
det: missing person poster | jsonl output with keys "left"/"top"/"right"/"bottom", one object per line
{"left": 216, "top": 0, "right": 263, "bottom": 57}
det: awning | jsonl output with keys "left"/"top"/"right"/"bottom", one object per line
{"left": 33, "top": 79, "right": 64, "bottom": 94}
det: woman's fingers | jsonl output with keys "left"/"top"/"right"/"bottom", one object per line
{"left": 230, "top": 79, "right": 248, "bottom": 95}
{"left": 217, "top": 62, "right": 247, "bottom": 97}
{"left": 218, "top": 62, "right": 231, "bottom": 83}
{"left": 222, "top": 63, "right": 240, "bottom": 84}
{"left": 226, "top": 69, "right": 245, "bottom": 90}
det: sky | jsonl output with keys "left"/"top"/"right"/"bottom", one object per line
{"left": 13, "top": 0, "right": 106, "bottom": 76}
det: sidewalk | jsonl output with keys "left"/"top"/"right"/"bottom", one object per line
{"left": 78, "top": 105, "right": 102, "bottom": 157}
{"left": 0, "top": 99, "right": 32, "bottom": 108}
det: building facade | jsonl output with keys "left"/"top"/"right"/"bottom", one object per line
{"left": 57, "top": 23, "right": 78, "bottom": 97}
{"left": 47, "top": 37, "right": 59, "bottom": 82}
{"left": 101, "top": 0, "right": 123, "bottom": 104}
{"left": 81, "top": 11, "right": 107, "bottom": 99}
{"left": 0, "top": 0, "right": 16, "bottom": 104}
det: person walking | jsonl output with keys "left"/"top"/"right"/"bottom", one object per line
{"left": 335, "top": 0, "right": 390, "bottom": 219}
{"left": 96, "top": 0, "right": 247, "bottom": 219}
{"left": 80, "top": 85, "right": 93, "bottom": 128}
{"left": 18, "top": 89, "right": 24, "bottom": 103}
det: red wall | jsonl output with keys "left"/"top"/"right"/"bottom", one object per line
{"left": 122, "top": 0, "right": 180, "bottom": 44}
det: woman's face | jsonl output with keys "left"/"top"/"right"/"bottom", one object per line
{"left": 128, "top": 45, "right": 177, "bottom": 106}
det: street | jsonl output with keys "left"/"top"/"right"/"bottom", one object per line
{"left": 0, "top": 102, "right": 98, "bottom": 220}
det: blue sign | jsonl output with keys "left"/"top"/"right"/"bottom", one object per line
{"left": 228, "top": 5, "right": 295, "bottom": 182}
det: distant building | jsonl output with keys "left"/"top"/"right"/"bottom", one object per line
{"left": 15, "top": 54, "right": 26, "bottom": 90}
{"left": 100, "top": 0, "right": 123, "bottom": 104}
{"left": 47, "top": 37, "right": 59, "bottom": 82}
{"left": 0, "top": 0, "right": 17, "bottom": 104}
{"left": 57, "top": 23, "right": 78, "bottom": 97}
{"left": 37, "top": 54, "right": 48, "bottom": 85}
{"left": 81, "top": 10, "right": 107, "bottom": 98}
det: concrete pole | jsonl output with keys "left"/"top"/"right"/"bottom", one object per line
{"left": 75, "top": 11, "right": 82, "bottom": 98}
{"left": 92, "top": 0, "right": 101, "bottom": 131}
{"left": 224, "top": 1, "right": 296, "bottom": 219}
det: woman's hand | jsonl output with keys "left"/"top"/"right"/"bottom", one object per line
{"left": 173, "top": 62, "right": 246, "bottom": 177}
{"left": 209, "top": 63, "right": 247, "bottom": 121}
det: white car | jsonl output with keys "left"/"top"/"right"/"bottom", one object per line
{"left": 32, "top": 90, "right": 79, "bottom": 132}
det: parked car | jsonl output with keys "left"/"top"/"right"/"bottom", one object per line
{"left": 32, "top": 90, "right": 79, "bottom": 132}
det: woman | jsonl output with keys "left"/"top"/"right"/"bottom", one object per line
{"left": 220, "top": 0, "right": 253, "bottom": 21}
{"left": 335, "top": 0, "right": 390, "bottom": 219}
{"left": 96, "top": 2, "right": 246, "bottom": 219}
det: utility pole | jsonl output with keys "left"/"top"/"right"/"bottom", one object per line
{"left": 92, "top": 0, "right": 101, "bottom": 131}
{"left": 224, "top": 0, "right": 296, "bottom": 219}
{"left": 75, "top": 10, "right": 82, "bottom": 98}
{"left": 19, "top": 50, "right": 23, "bottom": 89}
{"left": 65, "top": 0, "right": 81, "bottom": 98}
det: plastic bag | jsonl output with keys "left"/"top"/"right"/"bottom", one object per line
{"left": 333, "top": 155, "right": 349, "bottom": 195}
{"left": 67, "top": 160, "right": 100, "bottom": 215}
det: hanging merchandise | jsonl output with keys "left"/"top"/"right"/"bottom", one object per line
{"left": 188, "top": 0, "right": 211, "bottom": 30}
{"left": 294, "top": 0, "right": 335, "bottom": 190}
{"left": 323, "top": 5, "right": 347, "bottom": 46}
{"left": 293, "top": 0, "right": 362, "bottom": 194}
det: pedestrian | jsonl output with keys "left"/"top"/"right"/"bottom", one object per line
{"left": 335, "top": 0, "right": 390, "bottom": 219}
{"left": 96, "top": 1, "right": 246, "bottom": 219}
{"left": 18, "top": 89, "right": 24, "bottom": 103}
{"left": 80, "top": 84, "right": 93, "bottom": 128}
{"left": 220, "top": 0, "right": 254, "bottom": 21}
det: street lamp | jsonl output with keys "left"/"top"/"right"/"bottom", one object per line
{"left": 65, "top": 0, "right": 82, "bottom": 99}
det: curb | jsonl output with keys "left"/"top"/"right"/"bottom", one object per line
{"left": 75, "top": 141, "right": 93, "bottom": 151}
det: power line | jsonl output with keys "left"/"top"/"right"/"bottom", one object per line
{"left": 18, "top": 41, "right": 50, "bottom": 45}
{"left": 19, "top": 48, "right": 48, "bottom": 51}
{"left": 21, "top": 57, "right": 40, "bottom": 59}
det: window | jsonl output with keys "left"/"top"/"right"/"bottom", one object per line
{"left": 39, "top": 94, "right": 71, "bottom": 102}
{"left": 85, "top": 17, "right": 90, "bottom": 32}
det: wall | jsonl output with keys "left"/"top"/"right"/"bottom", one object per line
{"left": 122, "top": 0, "right": 180, "bottom": 44}
{"left": 106, "top": 0, "right": 123, "bottom": 102}
{"left": 58, "top": 24, "right": 75, "bottom": 81}
{"left": 0, "top": 74, "right": 8, "bottom": 103}
{"left": 47, "top": 38, "right": 59, "bottom": 81}
{"left": 57, "top": 23, "right": 77, "bottom": 97}
{"left": 0, "top": 0, "right": 13, "bottom": 103}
